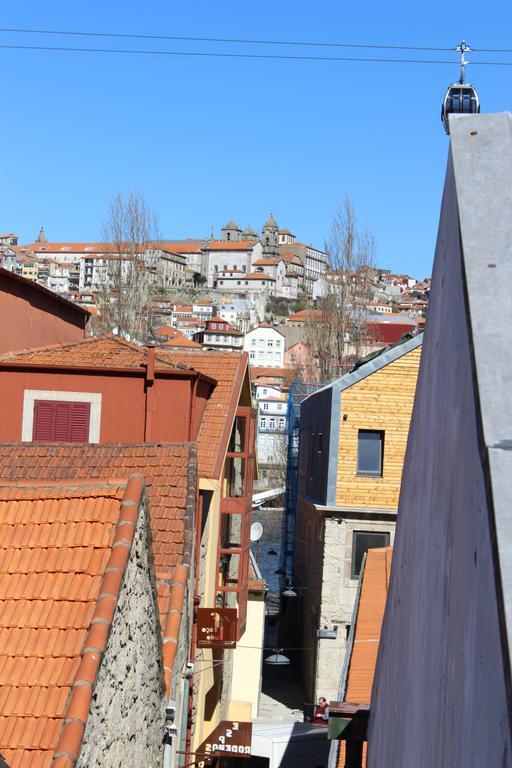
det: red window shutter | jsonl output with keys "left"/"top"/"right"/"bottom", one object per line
{"left": 32, "top": 400, "right": 91, "bottom": 442}
{"left": 32, "top": 401, "right": 55, "bottom": 441}
{"left": 69, "top": 402, "right": 90, "bottom": 442}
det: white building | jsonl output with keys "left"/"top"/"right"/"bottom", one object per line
{"left": 255, "top": 386, "right": 288, "bottom": 465}
{"left": 244, "top": 324, "right": 285, "bottom": 368}
{"left": 204, "top": 240, "right": 263, "bottom": 288}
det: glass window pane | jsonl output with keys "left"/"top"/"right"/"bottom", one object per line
{"left": 357, "top": 430, "right": 383, "bottom": 475}
{"left": 351, "top": 530, "right": 390, "bottom": 578}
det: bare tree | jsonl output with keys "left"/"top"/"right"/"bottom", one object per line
{"left": 96, "top": 192, "right": 160, "bottom": 340}
{"left": 305, "top": 196, "right": 376, "bottom": 380}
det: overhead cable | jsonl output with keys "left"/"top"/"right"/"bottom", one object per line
{"left": 0, "top": 27, "right": 458, "bottom": 51}
{"left": 0, "top": 42, "right": 511, "bottom": 65}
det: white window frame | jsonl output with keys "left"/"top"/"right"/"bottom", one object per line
{"left": 22, "top": 389, "right": 102, "bottom": 443}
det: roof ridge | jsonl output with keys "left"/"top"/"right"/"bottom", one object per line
{"left": 52, "top": 473, "right": 145, "bottom": 764}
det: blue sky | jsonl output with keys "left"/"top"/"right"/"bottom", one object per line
{"left": 2, "top": 1, "right": 511, "bottom": 278}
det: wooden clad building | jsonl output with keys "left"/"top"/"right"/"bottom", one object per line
{"left": 292, "top": 335, "right": 422, "bottom": 702}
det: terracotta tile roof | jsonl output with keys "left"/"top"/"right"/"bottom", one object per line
{"left": 205, "top": 240, "right": 258, "bottom": 251}
{"left": 0, "top": 475, "right": 144, "bottom": 768}
{"left": 287, "top": 309, "right": 322, "bottom": 322}
{"left": 250, "top": 366, "right": 289, "bottom": 379}
{"left": 154, "top": 327, "right": 203, "bottom": 348}
{"left": 157, "top": 241, "right": 204, "bottom": 254}
{"left": 336, "top": 546, "right": 392, "bottom": 768}
{"left": 19, "top": 242, "right": 117, "bottom": 255}
{"left": 246, "top": 273, "right": 274, "bottom": 281}
{"left": 0, "top": 334, "right": 191, "bottom": 372}
{"left": 0, "top": 443, "right": 197, "bottom": 623}
{"left": 158, "top": 350, "right": 248, "bottom": 478}
{"left": 252, "top": 259, "right": 277, "bottom": 266}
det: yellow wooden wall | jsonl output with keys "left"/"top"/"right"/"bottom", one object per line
{"left": 336, "top": 346, "right": 421, "bottom": 509}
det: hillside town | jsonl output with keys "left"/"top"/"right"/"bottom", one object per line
{"left": 0, "top": 215, "right": 429, "bottom": 491}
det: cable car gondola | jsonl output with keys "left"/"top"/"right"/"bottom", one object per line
{"left": 441, "top": 41, "right": 480, "bottom": 134}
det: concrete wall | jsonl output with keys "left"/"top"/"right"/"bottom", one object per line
{"left": 77, "top": 498, "right": 165, "bottom": 768}
{"left": 368, "top": 149, "right": 512, "bottom": 766}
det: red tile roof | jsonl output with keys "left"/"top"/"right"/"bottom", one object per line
{"left": 252, "top": 259, "right": 277, "bottom": 266}
{"left": 158, "top": 350, "right": 248, "bottom": 478}
{"left": 154, "top": 327, "right": 202, "bottom": 348}
{"left": 286, "top": 309, "right": 322, "bottom": 322}
{"left": 18, "top": 242, "right": 117, "bottom": 255}
{"left": 0, "top": 475, "right": 145, "bottom": 768}
{"left": 0, "top": 443, "right": 197, "bottom": 624}
{"left": 205, "top": 240, "right": 258, "bottom": 251}
{"left": 157, "top": 241, "right": 204, "bottom": 254}
{"left": 246, "top": 273, "right": 274, "bottom": 281}
{"left": 0, "top": 334, "right": 191, "bottom": 372}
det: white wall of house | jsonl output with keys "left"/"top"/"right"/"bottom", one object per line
{"left": 244, "top": 326, "right": 285, "bottom": 368}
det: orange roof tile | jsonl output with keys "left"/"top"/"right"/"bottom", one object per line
{"left": 19, "top": 242, "right": 117, "bottom": 255}
{"left": 246, "top": 273, "right": 274, "bottom": 281}
{"left": 0, "top": 476, "right": 144, "bottom": 768}
{"left": 0, "top": 443, "right": 197, "bottom": 624}
{"left": 336, "top": 546, "right": 392, "bottom": 768}
{"left": 156, "top": 241, "right": 204, "bottom": 254}
{"left": 0, "top": 335, "right": 191, "bottom": 373}
{"left": 158, "top": 350, "right": 248, "bottom": 478}
{"left": 252, "top": 259, "right": 277, "bottom": 266}
{"left": 205, "top": 240, "right": 258, "bottom": 251}
{"left": 154, "top": 327, "right": 202, "bottom": 348}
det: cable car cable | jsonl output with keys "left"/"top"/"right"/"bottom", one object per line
{"left": 0, "top": 26, "right": 461, "bottom": 51}
{"left": 0, "top": 42, "right": 512, "bottom": 65}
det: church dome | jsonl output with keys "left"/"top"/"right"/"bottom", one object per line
{"left": 264, "top": 213, "right": 278, "bottom": 229}
{"left": 242, "top": 225, "right": 257, "bottom": 238}
{"left": 224, "top": 219, "right": 241, "bottom": 231}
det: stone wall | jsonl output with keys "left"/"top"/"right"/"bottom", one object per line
{"left": 77, "top": 496, "right": 165, "bottom": 768}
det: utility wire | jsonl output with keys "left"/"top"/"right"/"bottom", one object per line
{"left": 0, "top": 27, "right": 458, "bottom": 51}
{"left": 1, "top": 26, "right": 512, "bottom": 54}
{"left": 0, "top": 42, "right": 511, "bottom": 65}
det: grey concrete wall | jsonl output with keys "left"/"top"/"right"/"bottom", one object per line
{"left": 367, "top": 152, "right": 512, "bottom": 766}
{"left": 77, "top": 498, "right": 165, "bottom": 768}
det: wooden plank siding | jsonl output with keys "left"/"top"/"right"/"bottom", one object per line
{"left": 336, "top": 347, "right": 421, "bottom": 509}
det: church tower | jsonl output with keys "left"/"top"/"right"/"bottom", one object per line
{"left": 261, "top": 214, "right": 279, "bottom": 259}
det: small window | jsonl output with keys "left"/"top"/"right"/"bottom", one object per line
{"left": 351, "top": 530, "right": 390, "bottom": 579}
{"left": 263, "top": 403, "right": 269, "bottom": 411}
{"left": 33, "top": 400, "right": 90, "bottom": 442}
{"left": 251, "top": 339, "right": 256, "bottom": 347}
{"left": 357, "top": 430, "right": 384, "bottom": 476}
{"left": 269, "top": 418, "right": 275, "bottom": 429}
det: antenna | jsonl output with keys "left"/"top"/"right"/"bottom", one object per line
{"left": 456, "top": 40, "right": 471, "bottom": 84}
